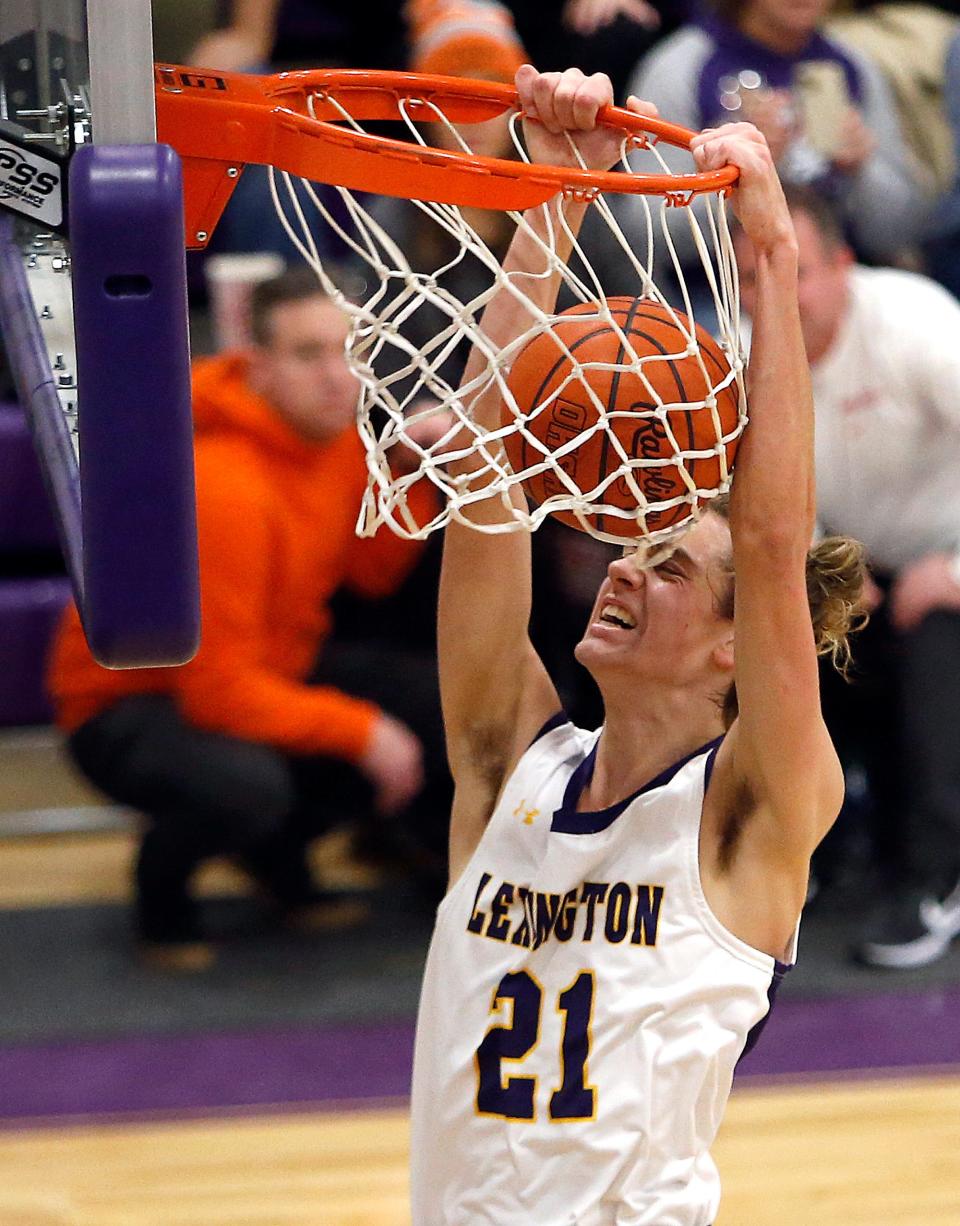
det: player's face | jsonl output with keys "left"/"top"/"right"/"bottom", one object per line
{"left": 575, "top": 513, "right": 735, "bottom": 688}
{"left": 736, "top": 209, "right": 851, "bottom": 365}
{"left": 252, "top": 295, "right": 358, "bottom": 441}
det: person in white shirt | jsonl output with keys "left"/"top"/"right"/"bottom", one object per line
{"left": 735, "top": 186, "right": 960, "bottom": 968}
{"left": 410, "top": 67, "right": 865, "bottom": 1225}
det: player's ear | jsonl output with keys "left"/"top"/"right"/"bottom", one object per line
{"left": 713, "top": 628, "right": 735, "bottom": 674}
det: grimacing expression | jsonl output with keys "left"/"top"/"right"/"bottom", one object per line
{"left": 251, "top": 295, "right": 358, "bottom": 442}
{"left": 575, "top": 513, "right": 735, "bottom": 689}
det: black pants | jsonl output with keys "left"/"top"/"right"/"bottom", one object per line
{"left": 67, "top": 644, "right": 451, "bottom": 941}
{"left": 820, "top": 600, "right": 960, "bottom": 891}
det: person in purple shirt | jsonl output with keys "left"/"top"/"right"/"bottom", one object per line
{"left": 622, "top": 0, "right": 928, "bottom": 267}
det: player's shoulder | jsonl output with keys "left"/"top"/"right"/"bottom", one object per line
{"left": 518, "top": 713, "right": 593, "bottom": 768}
{"left": 501, "top": 714, "right": 595, "bottom": 802}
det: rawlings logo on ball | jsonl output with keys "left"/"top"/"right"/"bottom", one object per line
{"left": 503, "top": 296, "right": 743, "bottom": 538}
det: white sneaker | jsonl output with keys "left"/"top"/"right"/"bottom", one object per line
{"left": 920, "top": 876, "right": 960, "bottom": 939}
{"left": 857, "top": 888, "right": 954, "bottom": 969}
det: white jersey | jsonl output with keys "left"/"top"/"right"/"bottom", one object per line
{"left": 410, "top": 717, "right": 792, "bottom": 1226}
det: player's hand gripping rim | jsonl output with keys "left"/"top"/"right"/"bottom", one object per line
{"left": 514, "top": 64, "right": 658, "bottom": 174}
{"left": 690, "top": 123, "right": 796, "bottom": 256}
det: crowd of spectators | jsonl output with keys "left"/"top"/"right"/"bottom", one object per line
{"left": 4, "top": 0, "right": 959, "bottom": 970}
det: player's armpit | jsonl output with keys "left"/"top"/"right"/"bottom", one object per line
{"left": 445, "top": 643, "right": 561, "bottom": 885}
{"left": 443, "top": 638, "right": 560, "bottom": 792}
{"left": 719, "top": 697, "right": 845, "bottom": 862}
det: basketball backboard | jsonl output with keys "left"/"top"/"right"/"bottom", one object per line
{"left": 0, "top": 0, "right": 200, "bottom": 667}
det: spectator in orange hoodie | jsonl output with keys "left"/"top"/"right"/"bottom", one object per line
{"left": 48, "top": 269, "right": 443, "bottom": 969}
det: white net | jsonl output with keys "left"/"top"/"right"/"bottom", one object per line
{"left": 268, "top": 85, "right": 747, "bottom": 548}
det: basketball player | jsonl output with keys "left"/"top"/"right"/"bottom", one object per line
{"left": 409, "top": 65, "right": 865, "bottom": 1223}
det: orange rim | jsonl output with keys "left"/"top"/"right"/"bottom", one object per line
{"left": 154, "top": 65, "right": 739, "bottom": 247}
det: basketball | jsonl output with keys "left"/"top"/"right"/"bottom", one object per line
{"left": 502, "top": 297, "right": 742, "bottom": 538}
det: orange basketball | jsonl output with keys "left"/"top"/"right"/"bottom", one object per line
{"left": 503, "top": 297, "right": 741, "bottom": 538}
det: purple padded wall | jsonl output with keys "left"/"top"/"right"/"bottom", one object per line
{"left": 69, "top": 142, "right": 200, "bottom": 668}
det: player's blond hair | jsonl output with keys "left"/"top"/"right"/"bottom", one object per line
{"left": 708, "top": 500, "right": 869, "bottom": 727}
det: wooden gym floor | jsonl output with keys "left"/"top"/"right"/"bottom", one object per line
{"left": 1, "top": 1075, "right": 959, "bottom": 1225}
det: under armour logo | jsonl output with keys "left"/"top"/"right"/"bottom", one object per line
{"left": 513, "top": 799, "right": 539, "bottom": 826}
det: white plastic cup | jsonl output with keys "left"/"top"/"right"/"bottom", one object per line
{"left": 205, "top": 252, "right": 286, "bottom": 351}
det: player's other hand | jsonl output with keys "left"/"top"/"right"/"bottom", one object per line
{"left": 690, "top": 122, "right": 794, "bottom": 256}
{"left": 360, "top": 712, "right": 425, "bottom": 816}
{"left": 515, "top": 64, "right": 657, "bottom": 173}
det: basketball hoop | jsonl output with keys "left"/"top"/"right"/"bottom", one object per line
{"left": 156, "top": 66, "right": 747, "bottom": 548}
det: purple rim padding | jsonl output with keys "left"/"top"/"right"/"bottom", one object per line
{"left": 0, "top": 146, "right": 201, "bottom": 669}
{"left": 68, "top": 143, "right": 200, "bottom": 668}
{"left": 0, "top": 214, "right": 85, "bottom": 579}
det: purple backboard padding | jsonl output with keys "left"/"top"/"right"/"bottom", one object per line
{"left": 0, "top": 577, "right": 71, "bottom": 726}
{"left": 69, "top": 143, "right": 200, "bottom": 669}
{"left": 0, "top": 401, "right": 61, "bottom": 551}
{"left": 0, "top": 215, "right": 85, "bottom": 581}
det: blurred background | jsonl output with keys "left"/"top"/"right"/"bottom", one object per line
{"left": 1, "top": 1, "right": 960, "bottom": 1222}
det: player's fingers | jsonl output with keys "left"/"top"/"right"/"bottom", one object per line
{"left": 691, "top": 120, "right": 763, "bottom": 139}
{"left": 550, "top": 67, "right": 588, "bottom": 132}
{"left": 694, "top": 143, "right": 762, "bottom": 177}
{"left": 692, "top": 144, "right": 733, "bottom": 177}
{"left": 532, "top": 70, "right": 566, "bottom": 134}
{"left": 515, "top": 63, "right": 539, "bottom": 116}
{"left": 691, "top": 131, "right": 769, "bottom": 173}
{"left": 690, "top": 121, "right": 767, "bottom": 151}
{"left": 691, "top": 140, "right": 720, "bottom": 172}
{"left": 625, "top": 94, "right": 658, "bottom": 121}
{"left": 551, "top": 66, "right": 595, "bottom": 133}
{"left": 691, "top": 139, "right": 729, "bottom": 173}
{"left": 571, "top": 72, "right": 612, "bottom": 130}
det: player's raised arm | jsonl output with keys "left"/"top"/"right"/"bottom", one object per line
{"left": 691, "top": 124, "right": 845, "bottom": 861}
{"left": 439, "top": 68, "right": 655, "bottom": 877}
